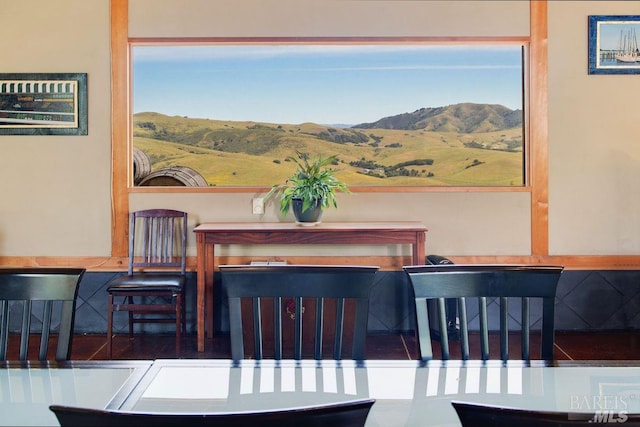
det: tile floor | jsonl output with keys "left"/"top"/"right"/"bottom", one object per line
{"left": 61, "top": 331, "right": 640, "bottom": 361}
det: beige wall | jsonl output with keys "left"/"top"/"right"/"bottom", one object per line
{"left": 0, "top": 0, "right": 112, "bottom": 257}
{"left": 129, "top": 0, "right": 529, "bottom": 38}
{"left": 548, "top": 1, "right": 640, "bottom": 255}
{"left": 0, "top": 1, "right": 639, "bottom": 262}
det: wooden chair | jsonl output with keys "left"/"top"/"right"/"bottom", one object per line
{"left": 50, "top": 399, "right": 375, "bottom": 427}
{"left": 452, "top": 400, "right": 640, "bottom": 426}
{"left": 221, "top": 265, "right": 379, "bottom": 361}
{"left": 403, "top": 264, "right": 563, "bottom": 361}
{"left": 106, "top": 209, "right": 187, "bottom": 359}
{"left": 425, "top": 255, "right": 457, "bottom": 339}
{"left": 0, "top": 268, "right": 85, "bottom": 361}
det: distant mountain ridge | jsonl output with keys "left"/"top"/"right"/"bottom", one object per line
{"left": 353, "top": 102, "right": 522, "bottom": 133}
{"left": 132, "top": 102, "right": 523, "bottom": 158}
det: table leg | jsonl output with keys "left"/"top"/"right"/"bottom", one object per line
{"left": 206, "top": 242, "right": 215, "bottom": 339}
{"left": 413, "top": 231, "right": 426, "bottom": 265}
{"left": 196, "top": 233, "right": 206, "bottom": 352}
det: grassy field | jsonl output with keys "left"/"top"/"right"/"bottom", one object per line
{"left": 133, "top": 112, "right": 523, "bottom": 187}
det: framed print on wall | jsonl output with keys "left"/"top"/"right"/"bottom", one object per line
{"left": 589, "top": 15, "right": 640, "bottom": 75}
{"left": 0, "top": 73, "right": 88, "bottom": 135}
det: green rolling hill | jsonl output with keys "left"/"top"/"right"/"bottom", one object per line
{"left": 133, "top": 103, "right": 523, "bottom": 187}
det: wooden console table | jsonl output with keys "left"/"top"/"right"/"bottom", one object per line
{"left": 193, "top": 221, "right": 427, "bottom": 352}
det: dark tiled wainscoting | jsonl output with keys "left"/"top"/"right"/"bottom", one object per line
{"left": 62, "top": 270, "right": 640, "bottom": 336}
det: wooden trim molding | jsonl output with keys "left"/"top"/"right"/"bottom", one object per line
{"left": 529, "top": 0, "right": 550, "bottom": 256}
{"left": 111, "top": 0, "right": 129, "bottom": 258}
{"left": 1, "top": 255, "right": 639, "bottom": 271}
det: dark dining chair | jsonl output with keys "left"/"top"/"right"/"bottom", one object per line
{"left": 106, "top": 209, "right": 187, "bottom": 359}
{"left": 425, "top": 255, "right": 458, "bottom": 340}
{"left": 221, "top": 264, "right": 379, "bottom": 361}
{"left": 50, "top": 398, "right": 375, "bottom": 427}
{"left": 0, "top": 268, "right": 85, "bottom": 361}
{"left": 403, "top": 264, "right": 563, "bottom": 361}
{"left": 452, "top": 400, "right": 640, "bottom": 427}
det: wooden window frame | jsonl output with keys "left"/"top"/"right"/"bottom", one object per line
{"left": 128, "top": 40, "right": 529, "bottom": 191}
{"left": 110, "top": 0, "right": 551, "bottom": 265}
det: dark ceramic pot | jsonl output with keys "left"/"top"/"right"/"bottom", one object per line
{"left": 292, "top": 198, "right": 323, "bottom": 224}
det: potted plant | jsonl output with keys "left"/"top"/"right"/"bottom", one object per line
{"left": 266, "top": 151, "right": 350, "bottom": 224}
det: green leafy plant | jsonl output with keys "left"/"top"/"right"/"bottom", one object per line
{"left": 266, "top": 151, "right": 350, "bottom": 216}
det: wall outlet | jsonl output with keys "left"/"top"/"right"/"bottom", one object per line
{"left": 252, "top": 198, "right": 264, "bottom": 215}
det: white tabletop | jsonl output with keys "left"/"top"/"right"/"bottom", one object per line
{"left": 0, "top": 361, "right": 151, "bottom": 427}
{"left": 3, "top": 360, "right": 640, "bottom": 426}
{"left": 118, "top": 359, "right": 640, "bottom": 427}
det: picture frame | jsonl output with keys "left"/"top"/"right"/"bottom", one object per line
{"left": 0, "top": 73, "right": 87, "bottom": 135}
{"left": 589, "top": 15, "right": 640, "bottom": 75}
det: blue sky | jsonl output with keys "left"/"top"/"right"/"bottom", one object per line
{"left": 598, "top": 21, "right": 640, "bottom": 51}
{"left": 133, "top": 44, "right": 523, "bottom": 125}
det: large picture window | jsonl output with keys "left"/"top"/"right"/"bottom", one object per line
{"left": 131, "top": 43, "right": 525, "bottom": 188}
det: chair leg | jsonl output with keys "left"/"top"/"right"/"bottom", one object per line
{"left": 127, "top": 296, "right": 134, "bottom": 338}
{"left": 107, "top": 294, "right": 114, "bottom": 359}
{"left": 181, "top": 290, "right": 187, "bottom": 335}
{"left": 175, "top": 293, "right": 182, "bottom": 357}
{"left": 109, "top": 290, "right": 185, "bottom": 358}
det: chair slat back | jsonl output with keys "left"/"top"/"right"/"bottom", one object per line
{"left": 403, "top": 265, "right": 563, "bottom": 361}
{"left": 222, "top": 265, "right": 379, "bottom": 361}
{"left": 128, "top": 209, "right": 187, "bottom": 274}
{"left": 0, "top": 268, "right": 85, "bottom": 361}
{"left": 50, "top": 399, "right": 375, "bottom": 427}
